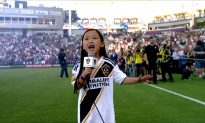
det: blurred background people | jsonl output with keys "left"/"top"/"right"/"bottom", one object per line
{"left": 144, "top": 38, "right": 159, "bottom": 84}
{"left": 193, "top": 40, "right": 205, "bottom": 78}
{"left": 126, "top": 49, "right": 133, "bottom": 77}
{"left": 110, "top": 49, "right": 118, "bottom": 64}
{"left": 134, "top": 44, "right": 144, "bottom": 77}
{"left": 58, "top": 48, "right": 69, "bottom": 78}
{"left": 159, "top": 44, "right": 174, "bottom": 82}
{"left": 118, "top": 54, "right": 126, "bottom": 73}
{"left": 172, "top": 47, "right": 181, "bottom": 74}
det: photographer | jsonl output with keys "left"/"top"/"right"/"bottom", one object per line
{"left": 134, "top": 44, "right": 144, "bottom": 77}
{"left": 126, "top": 50, "right": 133, "bottom": 76}
{"left": 58, "top": 48, "right": 69, "bottom": 78}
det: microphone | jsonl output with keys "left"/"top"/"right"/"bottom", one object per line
{"left": 83, "top": 52, "right": 96, "bottom": 68}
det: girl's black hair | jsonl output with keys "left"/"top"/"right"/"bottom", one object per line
{"left": 74, "top": 29, "right": 108, "bottom": 92}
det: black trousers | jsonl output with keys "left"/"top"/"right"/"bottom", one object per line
{"left": 182, "top": 69, "right": 193, "bottom": 80}
{"left": 172, "top": 59, "right": 179, "bottom": 73}
{"left": 60, "top": 64, "right": 68, "bottom": 78}
{"left": 147, "top": 63, "right": 157, "bottom": 83}
{"left": 161, "top": 62, "right": 173, "bottom": 81}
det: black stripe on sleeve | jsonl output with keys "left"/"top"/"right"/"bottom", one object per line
{"left": 103, "top": 57, "right": 116, "bottom": 66}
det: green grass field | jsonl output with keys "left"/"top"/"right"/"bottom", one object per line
{"left": 0, "top": 67, "right": 205, "bottom": 123}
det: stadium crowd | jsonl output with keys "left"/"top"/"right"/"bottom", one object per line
{"left": 0, "top": 33, "right": 81, "bottom": 65}
{"left": 107, "top": 29, "right": 205, "bottom": 80}
{"left": 0, "top": 29, "right": 205, "bottom": 80}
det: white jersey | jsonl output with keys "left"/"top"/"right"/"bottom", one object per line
{"left": 71, "top": 56, "right": 127, "bottom": 123}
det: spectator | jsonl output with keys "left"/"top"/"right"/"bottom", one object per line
{"left": 172, "top": 47, "right": 181, "bottom": 73}
{"left": 109, "top": 49, "right": 118, "bottom": 64}
{"left": 193, "top": 40, "right": 205, "bottom": 78}
{"left": 117, "top": 54, "right": 126, "bottom": 73}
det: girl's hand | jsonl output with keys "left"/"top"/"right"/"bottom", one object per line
{"left": 82, "top": 67, "right": 93, "bottom": 77}
{"left": 140, "top": 74, "right": 153, "bottom": 82}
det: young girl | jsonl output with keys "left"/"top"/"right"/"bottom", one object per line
{"left": 71, "top": 29, "right": 151, "bottom": 123}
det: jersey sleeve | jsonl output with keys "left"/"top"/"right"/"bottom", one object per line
{"left": 113, "top": 65, "right": 127, "bottom": 84}
{"left": 71, "top": 62, "right": 80, "bottom": 86}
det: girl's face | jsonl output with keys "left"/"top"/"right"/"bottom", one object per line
{"left": 83, "top": 30, "right": 104, "bottom": 59}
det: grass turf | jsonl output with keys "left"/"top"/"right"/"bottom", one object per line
{"left": 0, "top": 68, "right": 205, "bottom": 123}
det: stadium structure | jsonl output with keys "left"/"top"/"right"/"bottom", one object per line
{"left": 67, "top": 17, "right": 141, "bottom": 33}
{"left": 0, "top": 0, "right": 141, "bottom": 36}
{"left": 147, "top": 8, "right": 205, "bottom": 35}
{"left": 0, "top": 0, "right": 64, "bottom": 36}
{"left": 0, "top": 0, "right": 205, "bottom": 36}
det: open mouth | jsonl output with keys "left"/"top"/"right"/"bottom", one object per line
{"left": 88, "top": 44, "right": 95, "bottom": 51}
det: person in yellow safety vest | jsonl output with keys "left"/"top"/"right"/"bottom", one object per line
{"left": 135, "top": 46, "right": 144, "bottom": 77}
{"left": 157, "top": 46, "right": 165, "bottom": 74}
{"left": 154, "top": 47, "right": 162, "bottom": 80}
{"left": 159, "top": 48, "right": 164, "bottom": 63}
{"left": 160, "top": 44, "right": 174, "bottom": 82}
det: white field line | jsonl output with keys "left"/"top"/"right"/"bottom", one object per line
{"left": 146, "top": 84, "right": 205, "bottom": 106}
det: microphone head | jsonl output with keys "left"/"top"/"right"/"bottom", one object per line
{"left": 88, "top": 51, "right": 95, "bottom": 57}
{"left": 84, "top": 51, "right": 95, "bottom": 68}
